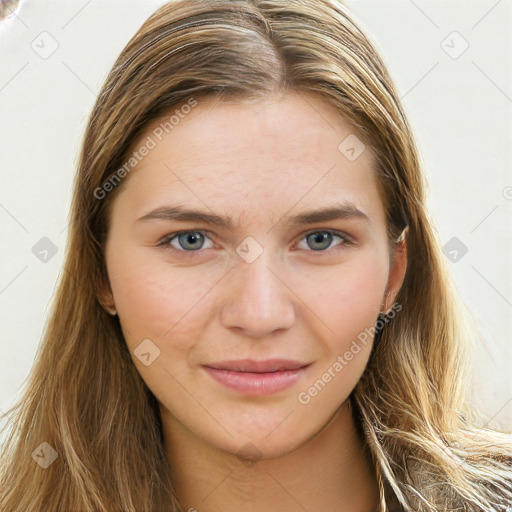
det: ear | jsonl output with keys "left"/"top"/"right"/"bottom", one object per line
{"left": 382, "top": 232, "right": 407, "bottom": 313}
{"left": 97, "top": 268, "right": 116, "bottom": 315}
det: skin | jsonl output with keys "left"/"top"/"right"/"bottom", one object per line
{"left": 101, "top": 91, "right": 407, "bottom": 511}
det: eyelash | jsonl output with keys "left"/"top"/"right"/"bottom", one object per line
{"left": 157, "top": 229, "right": 355, "bottom": 256}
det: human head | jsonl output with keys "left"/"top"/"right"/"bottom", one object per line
{"left": 73, "top": 0, "right": 446, "bottom": 504}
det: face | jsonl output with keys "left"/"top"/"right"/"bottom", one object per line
{"left": 102, "top": 91, "right": 406, "bottom": 460}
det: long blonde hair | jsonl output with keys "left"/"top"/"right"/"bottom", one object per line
{"left": 2, "top": 1, "right": 511, "bottom": 510}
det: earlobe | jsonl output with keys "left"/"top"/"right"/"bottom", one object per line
{"left": 104, "top": 304, "right": 117, "bottom": 316}
{"left": 98, "top": 292, "right": 117, "bottom": 316}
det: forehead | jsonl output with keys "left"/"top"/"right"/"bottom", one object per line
{"left": 112, "top": 91, "right": 384, "bottom": 225}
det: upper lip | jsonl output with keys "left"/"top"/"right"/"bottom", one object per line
{"left": 204, "top": 359, "right": 310, "bottom": 373}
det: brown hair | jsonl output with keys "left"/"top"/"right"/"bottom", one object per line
{"left": 2, "top": 1, "right": 511, "bottom": 510}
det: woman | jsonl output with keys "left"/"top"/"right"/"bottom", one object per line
{"left": 1, "top": 1, "right": 511, "bottom": 510}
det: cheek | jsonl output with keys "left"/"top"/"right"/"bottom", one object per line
{"left": 293, "top": 249, "right": 388, "bottom": 350}
{"left": 106, "top": 249, "right": 217, "bottom": 352}
{"left": 294, "top": 254, "right": 387, "bottom": 410}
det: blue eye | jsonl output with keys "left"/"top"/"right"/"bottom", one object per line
{"left": 297, "top": 230, "right": 352, "bottom": 251}
{"left": 160, "top": 231, "right": 214, "bottom": 251}
{"left": 158, "top": 229, "right": 353, "bottom": 254}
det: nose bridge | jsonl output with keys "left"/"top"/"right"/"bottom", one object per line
{"left": 219, "top": 247, "right": 295, "bottom": 337}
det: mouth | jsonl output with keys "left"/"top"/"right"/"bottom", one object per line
{"left": 203, "top": 359, "right": 311, "bottom": 396}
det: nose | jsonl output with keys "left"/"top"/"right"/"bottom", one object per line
{"left": 219, "top": 253, "right": 296, "bottom": 338}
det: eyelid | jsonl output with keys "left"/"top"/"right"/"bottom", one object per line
{"left": 300, "top": 228, "right": 354, "bottom": 243}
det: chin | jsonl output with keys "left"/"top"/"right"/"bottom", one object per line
{"left": 226, "top": 434, "right": 302, "bottom": 464}
{"left": 208, "top": 416, "right": 315, "bottom": 463}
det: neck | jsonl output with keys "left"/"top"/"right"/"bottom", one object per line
{"left": 161, "top": 400, "right": 380, "bottom": 512}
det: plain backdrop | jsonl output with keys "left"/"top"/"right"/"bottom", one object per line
{"left": 1, "top": 0, "right": 511, "bottom": 437}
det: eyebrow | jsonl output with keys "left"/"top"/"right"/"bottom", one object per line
{"left": 136, "top": 202, "right": 371, "bottom": 229}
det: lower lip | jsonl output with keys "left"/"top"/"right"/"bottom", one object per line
{"left": 203, "top": 367, "right": 307, "bottom": 396}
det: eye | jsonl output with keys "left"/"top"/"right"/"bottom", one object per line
{"left": 296, "top": 230, "right": 353, "bottom": 251}
{"left": 158, "top": 230, "right": 214, "bottom": 251}
{"left": 157, "top": 229, "right": 354, "bottom": 254}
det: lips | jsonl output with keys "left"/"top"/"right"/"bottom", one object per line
{"left": 204, "top": 358, "right": 309, "bottom": 373}
{"left": 202, "top": 359, "right": 311, "bottom": 396}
